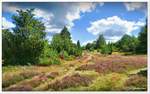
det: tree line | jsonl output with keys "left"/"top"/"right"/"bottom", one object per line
{"left": 84, "top": 21, "right": 147, "bottom": 55}
{"left": 2, "top": 9, "right": 147, "bottom": 66}
{"left": 2, "top": 9, "right": 82, "bottom": 65}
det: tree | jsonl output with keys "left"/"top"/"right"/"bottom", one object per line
{"left": 4, "top": 9, "right": 46, "bottom": 65}
{"left": 51, "top": 26, "right": 82, "bottom": 58}
{"left": 117, "top": 34, "right": 139, "bottom": 53}
{"left": 85, "top": 43, "right": 94, "bottom": 51}
{"left": 119, "top": 35, "right": 132, "bottom": 52}
{"left": 95, "top": 34, "right": 106, "bottom": 49}
{"left": 107, "top": 42, "right": 113, "bottom": 54}
{"left": 2, "top": 29, "right": 14, "bottom": 64}
{"left": 77, "top": 40, "right": 81, "bottom": 49}
{"left": 60, "top": 26, "right": 71, "bottom": 39}
{"left": 76, "top": 40, "right": 82, "bottom": 56}
{"left": 130, "top": 36, "right": 139, "bottom": 53}
{"left": 136, "top": 23, "right": 147, "bottom": 54}
{"left": 51, "top": 34, "right": 63, "bottom": 53}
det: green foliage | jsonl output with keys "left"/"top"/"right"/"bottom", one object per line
{"left": 2, "top": 29, "right": 14, "bottom": 65}
{"left": 60, "top": 50, "right": 69, "bottom": 59}
{"left": 138, "top": 69, "right": 147, "bottom": 77}
{"left": 3, "top": 9, "right": 46, "bottom": 65}
{"left": 39, "top": 52, "right": 60, "bottom": 66}
{"left": 39, "top": 41, "right": 60, "bottom": 65}
{"left": 60, "top": 26, "right": 71, "bottom": 39}
{"left": 51, "top": 26, "right": 82, "bottom": 59}
{"left": 85, "top": 43, "right": 95, "bottom": 51}
{"left": 101, "top": 44, "right": 112, "bottom": 55}
{"left": 77, "top": 40, "right": 81, "bottom": 49}
{"left": 117, "top": 34, "right": 139, "bottom": 53}
{"left": 95, "top": 34, "right": 106, "bottom": 49}
{"left": 88, "top": 73, "right": 126, "bottom": 91}
{"left": 136, "top": 23, "right": 147, "bottom": 54}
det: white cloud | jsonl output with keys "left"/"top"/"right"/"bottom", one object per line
{"left": 124, "top": 2, "right": 146, "bottom": 11}
{"left": 33, "top": 9, "right": 54, "bottom": 23}
{"left": 2, "top": 17, "right": 15, "bottom": 29}
{"left": 87, "top": 16, "right": 145, "bottom": 42}
{"left": 66, "top": 3, "right": 96, "bottom": 22}
{"left": 33, "top": 9, "right": 62, "bottom": 33}
{"left": 66, "top": 3, "right": 103, "bottom": 28}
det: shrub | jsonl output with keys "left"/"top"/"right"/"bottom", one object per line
{"left": 138, "top": 69, "right": 147, "bottom": 77}
{"left": 39, "top": 49, "right": 60, "bottom": 66}
{"left": 101, "top": 45, "right": 112, "bottom": 55}
{"left": 59, "top": 50, "right": 69, "bottom": 60}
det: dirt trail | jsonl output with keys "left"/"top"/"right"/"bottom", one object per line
{"left": 34, "top": 53, "right": 94, "bottom": 91}
{"left": 4, "top": 53, "right": 94, "bottom": 91}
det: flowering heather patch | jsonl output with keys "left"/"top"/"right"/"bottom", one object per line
{"left": 48, "top": 73, "right": 92, "bottom": 90}
{"left": 76, "top": 55, "right": 147, "bottom": 74}
{"left": 46, "top": 72, "right": 59, "bottom": 79}
{"left": 124, "top": 74, "right": 147, "bottom": 91}
{"left": 2, "top": 54, "right": 147, "bottom": 91}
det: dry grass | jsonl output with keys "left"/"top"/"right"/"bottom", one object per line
{"left": 2, "top": 54, "right": 147, "bottom": 91}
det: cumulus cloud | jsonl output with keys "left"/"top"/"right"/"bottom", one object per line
{"left": 66, "top": 3, "right": 96, "bottom": 21}
{"left": 2, "top": 2, "right": 104, "bottom": 42}
{"left": 2, "top": 17, "right": 15, "bottom": 29}
{"left": 66, "top": 3, "right": 103, "bottom": 28}
{"left": 87, "top": 16, "right": 145, "bottom": 42}
{"left": 33, "top": 9, "right": 62, "bottom": 34}
{"left": 124, "top": 2, "right": 147, "bottom": 11}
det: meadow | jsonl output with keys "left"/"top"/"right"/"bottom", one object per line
{"left": 2, "top": 52, "right": 147, "bottom": 91}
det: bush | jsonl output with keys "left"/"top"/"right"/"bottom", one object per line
{"left": 138, "top": 69, "right": 147, "bottom": 77}
{"left": 39, "top": 49, "right": 60, "bottom": 66}
{"left": 59, "top": 50, "right": 69, "bottom": 60}
{"left": 101, "top": 45, "right": 112, "bottom": 55}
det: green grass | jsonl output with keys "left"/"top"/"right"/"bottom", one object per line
{"left": 87, "top": 73, "right": 127, "bottom": 91}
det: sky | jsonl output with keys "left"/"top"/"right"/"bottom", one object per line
{"left": 2, "top": 2, "right": 147, "bottom": 45}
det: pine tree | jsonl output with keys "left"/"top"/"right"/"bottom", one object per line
{"left": 95, "top": 34, "right": 106, "bottom": 49}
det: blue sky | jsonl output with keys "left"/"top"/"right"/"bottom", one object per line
{"left": 2, "top": 2, "right": 147, "bottom": 45}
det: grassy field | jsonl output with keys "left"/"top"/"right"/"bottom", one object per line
{"left": 2, "top": 52, "right": 147, "bottom": 91}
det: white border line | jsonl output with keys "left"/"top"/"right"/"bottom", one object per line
{"left": 0, "top": 0, "right": 149, "bottom": 94}
{"left": 0, "top": 0, "right": 2, "bottom": 93}
{"left": 148, "top": 0, "right": 150, "bottom": 93}
{"left": 1, "top": 0, "right": 149, "bottom": 2}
